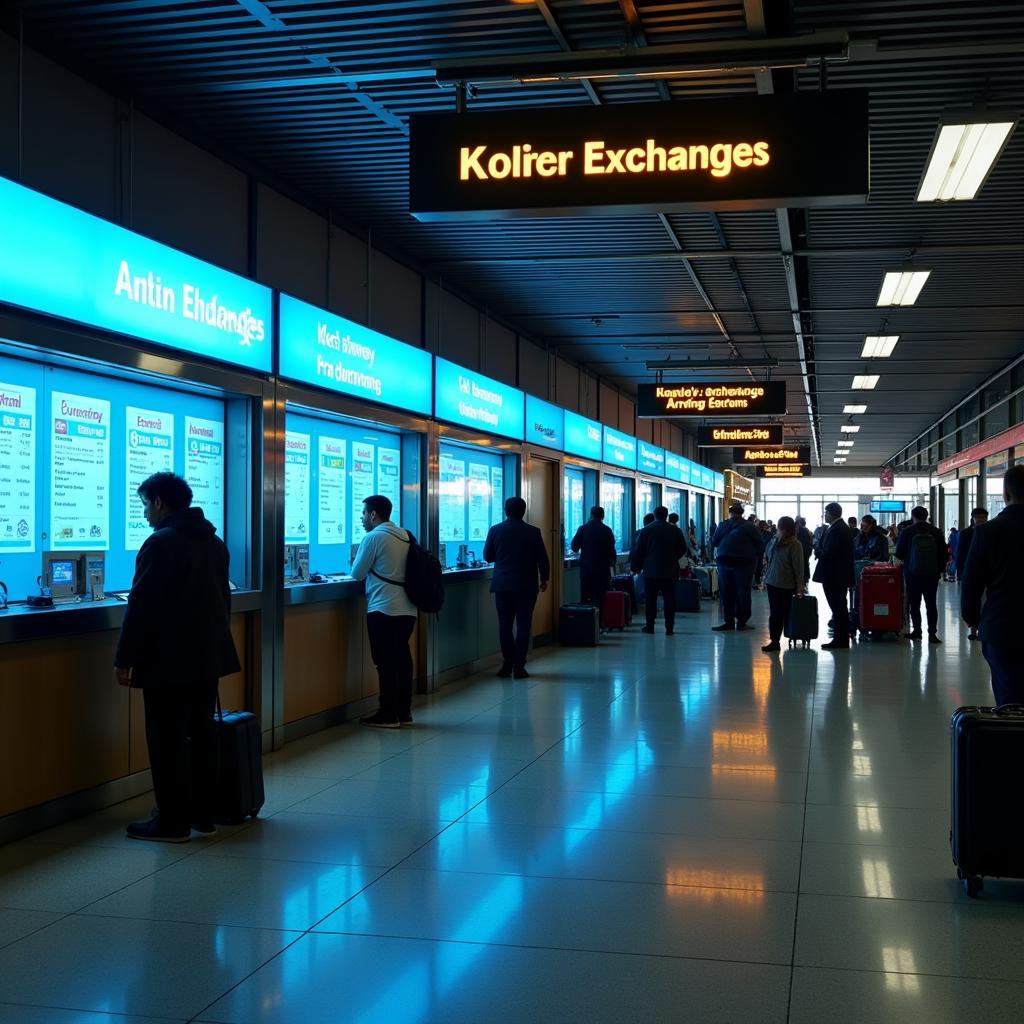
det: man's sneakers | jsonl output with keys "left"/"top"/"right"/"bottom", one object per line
{"left": 399, "top": 713, "right": 414, "bottom": 726}
{"left": 513, "top": 667, "right": 530, "bottom": 679}
{"left": 761, "top": 641, "right": 781, "bottom": 652}
{"left": 712, "top": 623, "right": 735, "bottom": 632}
{"left": 360, "top": 711, "right": 400, "bottom": 729}
{"left": 126, "top": 816, "right": 190, "bottom": 844}
{"left": 496, "top": 664, "right": 513, "bottom": 678}
{"left": 929, "top": 634, "right": 943, "bottom": 644}
{"left": 736, "top": 623, "right": 751, "bottom": 631}
{"left": 904, "top": 631, "right": 923, "bottom": 640}
{"left": 821, "top": 640, "right": 850, "bottom": 651}
{"left": 191, "top": 821, "right": 217, "bottom": 836}
{"left": 641, "top": 626, "right": 655, "bottom": 634}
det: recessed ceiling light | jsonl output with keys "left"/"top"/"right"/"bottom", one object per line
{"left": 917, "top": 113, "right": 1016, "bottom": 202}
{"left": 861, "top": 336, "right": 899, "bottom": 359}
{"left": 833, "top": 457, "right": 847, "bottom": 464}
{"left": 877, "top": 270, "right": 931, "bottom": 306}
{"left": 844, "top": 404, "right": 867, "bottom": 414}
{"left": 838, "top": 441, "right": 855, "bottom": 448}
{"left": 852, "top": 375, "right": 880, "bottom": 390}
{"left": 841, "top": 425, "right": 861, "bottom": 433}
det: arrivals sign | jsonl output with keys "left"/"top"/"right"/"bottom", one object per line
{"left": 637, "top": 382, "right": 786, "bottom": 417}
{"left": 434, "top": 358, "right": 525, "bottom": 440}
{"left": 734, "top": 445, "right": 810, "bottom": 465}
{"left": 757, "top": 464, "right": 810, "bottom": 478}
{"left": 698, "top": 424, "right": 783, "bottom": 447}
{"left": 0, "top": 174, "right": 272, "bottom": 373}
{"left": 409, "top": 93, "right": 869, "bottom": 221}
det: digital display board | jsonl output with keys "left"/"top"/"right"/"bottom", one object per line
{"left": 564, "top": 410, "right": 603, "bottom": 461}
{"left": 734, "top": 445, "right": 810, "bottom": 465}
{"left": 757, "top": 464, "right": 810, "bottom": 478}
{"left": 0, "top": 174, "right": 272, "bottom": 373}
{"left": 637, "top": 382, "right": 787, "bottom": 417}
{"left": 637, "top": 440, "right": 665, "bottom": 476}
{"left": 434, "top": 358, "right": 524, "bottom": 440}
{"left": 410, "top": 92, "right": 870, "bottom": 220}
{"left": 525, "top": 395, "right": 564, "bottom": 450}
{"left": 698, "top": 424, "right": 783, "bottom": 447}
{"left": 602, "top": 426, "right": 637, "bottom": 470}
{"left": 279, "top": 294, "right": 431, "bottom": 414}
{"left": 870, "top": 499, "right": 906, "bottom": 513}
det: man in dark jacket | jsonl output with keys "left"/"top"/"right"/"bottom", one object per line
{"left": 955, "top": 507, "right": 988, "bottom": 639}
{"left": 115, "top": 472, "right": 239, "bottom": 843}
{"left": 483, "top": 496, "right": 550, "bottom": 679}
{"left": 814, "top": 502, "right": 855, "bottom": 650}
{"left": 895, "top": 505, "right": 947, "bottom": 642}
{"left": 795, "top": 517, "right": 813, "bottom": 579}
{"left": 711, "top": 503, "right": 763, "bottom": 631}
{"left": 571, "top": 505, "right": 617, "bottom": 606}
{"left": 630, "top": 505, "right": 685, "bottom": 635}
{"left": 854, "top": 515, "right": 889, "bottom": 562}
{"left": 961, "top": 467, "right": 1024, "bottom": 704}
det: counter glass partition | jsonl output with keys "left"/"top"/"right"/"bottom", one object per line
{"left": 601, "top": 473, "right": 633, "bottom": 554}
{"left": 637, "top": 479, "right": 660, "bottom": 524}
{"left": 563, "top": 466, "right": 597, "bottom": 556}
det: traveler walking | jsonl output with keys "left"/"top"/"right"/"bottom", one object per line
{"left": 630, "top": 505, "right": 686, "bottom": 635}
{"left": 946, "top": 527, "right": 959, "bottom": 580}
{"left": 711, "top": 503, "right": 763, "bottom": 632}
{"left": 955, "top": 508, "right": 988, "bottom": 639}
{"left": 115, "top": 472, "right": 240, "bottom": 843}
{"left": 813, "top": 502, "right": 855, "bottom": 651}
{"left": 895, "top": 506, "right": 946, "bottom": 643}
{"left": 961, "top": 466, "right": 1024, "bottom": 705}
{"left": 761, "top": 516, "right": 805, "bottom": 653}
{"left": 571, "top": 505, "right": 617, "bottom": 606}
{"left": 483, "top": 496, "right": 550, "bottom": 679}
{"left": 350, "top": 495, "right": 419, "bottom": 728}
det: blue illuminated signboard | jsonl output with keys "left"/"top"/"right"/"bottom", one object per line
{"left": 0, "top": 175, "right": 272, "bottom": 373}
{"left": 713, "top": 472, "right": 725, "bottom": 494}
{"left": 564, "top": 410, "right": 602, "bottom": 461}
{"left": 699, "top": 467, "right": 714, "bottom": 490}
{"left": 603, "top": 427, "right": 637, "bottom": 470}
{"left": 638, "top": 440, "right": 665, "bottom": 476}
{"left": 665, "top": 451, "right": 684, "bottom": 483}
{"left": 434, "top": 357, "right": 524, "bottom": 440}
{"left": 525, "top": 395, "right": 564, "bottom": 450}
{"left": 278, "top": 294, "right": 431, "bottom": 415}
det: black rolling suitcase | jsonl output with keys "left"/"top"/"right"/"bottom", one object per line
{"left": 784, "top": 594, "right": 818, "bottom": 647}
{"left": 215, "top": 704, "right": 265, "bottom": 825}
{"left": 950, "top": 705, "right": 1024, "bottom": 897}
{"left": 609, "top": 574, "right": 636, "bottom": 614}
{"left": 559, "top": 604, "right": 599, "bottom": 646}
{"left": 676, "top": 577, "right": 701, "bottom": 613}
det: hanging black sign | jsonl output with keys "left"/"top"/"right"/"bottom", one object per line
{"left": 409, "top": 92, "right": 869, "bottom": 221}
{"left": 637, "top": 382, "right": 786, "bottom": 418}
{"left": 735, "top": 445, "right": 810, "bottom": 464}
{"left": 698, "top": 424, "right": 783, "bottom": 447}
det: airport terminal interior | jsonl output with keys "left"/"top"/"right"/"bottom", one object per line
{"left": 0, "top": 1, "right": 1022, "bottom": 1022}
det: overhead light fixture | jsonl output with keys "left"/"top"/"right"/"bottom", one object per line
{"left": 861, "top": 336, "right": 899, "bottom": 359}
{"left": 645, "top": 357, "right": 778, "bottom": 370}
{"left": 841, "top": 425, "right": 861, "bottom": 433}
{"left": 852, "top": 375, "right": 879, "bottom": 390}
{"left": 838, "top": 441, "right": 855, "bottom": 448}
{"left": 834, "top": 457, "right": 847, "bottom": 464}
{"left": 917, "top": 108, "right": 1016, "bottom": 202}
{"left": 876, "top": 270, "right": 931, "bottom": 306}
{"left": 844, "top": 404, "right": 867, "bottom": 414}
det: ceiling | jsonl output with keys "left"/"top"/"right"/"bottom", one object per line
{"left": 10, "top": 0, "right": 1024, "bottom": 468}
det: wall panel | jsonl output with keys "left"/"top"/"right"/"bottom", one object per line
{"left": 257, "top": 185, "right": 328, "bottom": 307}
{"left": 555, "top": 357, "right": 580, "bottom": 412}
{"left": 518, "top": 338, "right": 549, "bottom": 399}
{"left": 0, "top": 32, "right": 17, "bottom": 180}
{"left": 370, "top": 250, "right": 421, "bottom": 347}
{"left": 329, "top": 227, "right": 368, "bottom": 322}
{"left": 618, "top": 395, "right": 635, "bottom": 436}
{"left": 482, "top": 319, "right": 516, "bottom": 385}
{"left": 599, "top": 382, "right": 618, "bottom": 427}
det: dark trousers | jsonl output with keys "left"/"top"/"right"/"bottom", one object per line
{"left": 580, "top": 568, "right": 610, "bottom": 608}
{"left": 982, "top": 642, "right": 1024, "bottom": 706}
{"left": 766, "top": 584, "right": 796, "bottom": 642}
{"left": 718, "top": 561, "right": 754, "bottom": 627}
{"left": 367, "top": 612, "right": 416, "bottom": 718}
{"left": 644, "top": 577, "right": 676, "bottom": 631}
{"left": 495, "top": 591, "right": 538, "bottom": 669}
{"left": 905, "top": 574, "right": 939, "bottom": 634}
{"left": 143, "top": 679, "right": 219, "bottom": 831}
{"left": 823, "top": 583, "right": 850, "bottom": 643}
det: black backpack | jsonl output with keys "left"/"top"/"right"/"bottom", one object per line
{"left": 370, "top": 530, "right": 446, "bottom": 614}
{"left": 907, "top": 531, "right": 940, "bottom": 578}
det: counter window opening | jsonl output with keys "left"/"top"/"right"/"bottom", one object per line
{"left": 0, "top": 348, "right": 242, "bottom": 604}
{"left": 601, "top": 473, "right": 634, "bottom": 555}
{"left": 563, "top": 465, "right": 597, "bottom": 557}
{"left": 438, "top": 437, "right": 517, "bottom": 571}
{"left": 637, "top": 479, "right": 661, "bottom": 526}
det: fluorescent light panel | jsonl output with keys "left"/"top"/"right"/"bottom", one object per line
{"left": 917, "top": 120, "right": 1015, "bottom": 202}
{"left": 834, "top": 458, "right": 847, "bottom": 463}
{"left": 844, "top": 404, "right": 867, "bottom": 414}
{"left": 838, "top": 441, "right": 855, "bottom": 448}
{"left": 852, "top": 375, "right": 880, "bottom": 390}
{"left": 841, "top": 425, "right": 861, "bottom": 433}
{"left": 877, "top": 270, "right": 930, "bottom": 307}
{"left": 861, "top": 336, "right": 899, "bottom": 359}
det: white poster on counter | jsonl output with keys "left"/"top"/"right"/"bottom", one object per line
{"left": 185, "top": 416, "right": 225, "bottom": 539}
{"left": 350, "top": 441, "right": 376, "bottom": 543}
{"left": 284, "top": 430, "right": 311, "bottom": 544}
{"left": 439, "top": 454, "right": 466, "bottom": 543}
{"left": 468, "top": 463, "right": 490, "bottom": 543}
{"left": 125, "top": 406, "right": 174, "bottom": 550}
{"left": 0, "top": 380, "right": 36, "bottom": 553}
{"left": 318, "top": 434, "right": 347, "bottom": 546}
{"left": 378, "top": 446, "right": 401, "bottom": 517}
{"left": 51, "top": 391, "right": 110, "bottom": 550}
{"left": 490, "top": 466, "right": 504, "bottom": 527}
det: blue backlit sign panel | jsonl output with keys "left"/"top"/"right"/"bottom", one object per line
{"left": 665, "top": 451, "right": 685, "bottom": 483}
{"left": 638, "top": 440, "right": 665, "bottom": 476}
{"left": 0, "top": 175, "right": 272, "bottom": 373}
{"left": 434, "top": 357, "right": 524, "bottom": 440}
{"left": 525, "top": 395, "right": 564, "bottom": 450}
{"left": 564, "top": 411, "right": 602, "bottom": 461}
{"left": 603, "top": 427, "right": 637, "bottom": 470}
{"left": 698, "top": 467, "right": 714, "bottom": 490}
{"left": 278, "top": 294, "right": 431, "bottom": 415}
{"left": 713, "top": 471, "right": 725, "bottom": 494}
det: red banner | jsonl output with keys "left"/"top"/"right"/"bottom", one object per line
{"left": 936, "top": 422, "right": 1024, "bottom": 476}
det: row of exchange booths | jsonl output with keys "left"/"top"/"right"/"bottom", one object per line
{"left": 0, "top": 172, "right": 724, "bottom": 837}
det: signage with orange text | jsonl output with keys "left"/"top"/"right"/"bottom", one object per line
{"left": 410, "top": 93, "right": 869, "bottom": 221}
{"left": 638, "top": 382, "right": 786, "bottom": 418}
{"left": 735, "top": 445, "right": 809, "bottom": 465}
{"left": 757, "top": 464, "right": 810, "bottom": 478}
{"left": 698, "top": 424, "right": 783, "bottom": 447}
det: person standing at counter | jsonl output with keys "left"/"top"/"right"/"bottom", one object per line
{"left": 351, "top": 495, "right": 418, "bottom": 728}
{"left": 711, "top": 503, "right": 762, "bottom": 632}
{"left": 484, "top": 496, "right": 550, "bottom": 679}
{"left": 571, "top": 505, "right": 617, "bottom": 606}
{"left": 115, "top": 472, "right": 239, "bottom": 843}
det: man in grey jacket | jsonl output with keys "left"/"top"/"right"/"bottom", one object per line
{"left": 711, "top": 503, "right": 763, "bottom": 631}
{"left": 630, "top": 506, "right": 685, "bottom": 635}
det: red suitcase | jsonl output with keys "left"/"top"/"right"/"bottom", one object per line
{"left": 858, "top": 564, "right": 903, "bottom": 636}
{"left": 601, "top": 589, "right": 630, "bottom": 630}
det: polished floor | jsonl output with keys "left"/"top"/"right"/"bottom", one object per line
{"left": 2, "top": 584, "right": 1023, "bottom": 1023}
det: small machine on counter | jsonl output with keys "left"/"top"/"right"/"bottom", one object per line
{"left": 41, "top": 551, "right": 106, "bottom": 603}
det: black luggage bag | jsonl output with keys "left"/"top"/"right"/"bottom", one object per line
{"left": 609, "top": 574, "right": 636, "bottom": 614}
{"left": 215, "top": 706, "right": 265, "bottom": 825}
{"left": 784, "top": 594, "right": 819, "bottom": 647}
{"left": 676, "top": 577, "right": 701, "bottom": 613}
{"left": 559, "top": 604, "right": 599, "bottom": 647}
{"left": 950, "top": 704, "right": 1024, "bottom": 897}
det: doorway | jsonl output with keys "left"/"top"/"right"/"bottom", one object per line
{"left": 527, "top": 455, "right": 558, "bottom": 645}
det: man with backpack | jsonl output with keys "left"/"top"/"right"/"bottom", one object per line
{"left": 895, "top": 505, "right": 947, "bottom": 643}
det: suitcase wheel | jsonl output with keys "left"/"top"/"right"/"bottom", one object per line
{"left": 963, "top": 875, "right": 984, "bottom": 898}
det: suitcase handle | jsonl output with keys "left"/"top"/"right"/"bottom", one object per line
{"left": 994, "top": 704, "right": 1024, "bottom": 717}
